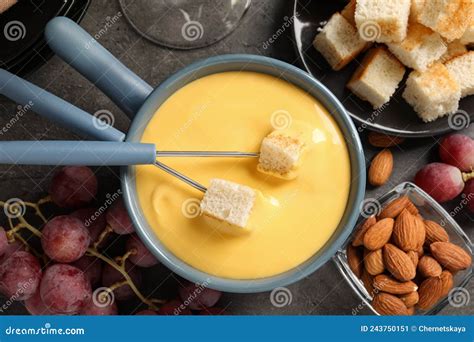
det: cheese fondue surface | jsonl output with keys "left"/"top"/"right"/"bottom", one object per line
{"left": 136, "top": 71, "right": 351, "bottom": 279}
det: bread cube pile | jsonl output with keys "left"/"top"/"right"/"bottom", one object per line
{"left": 313, "top": 0, "right": 474, "bottom": 123}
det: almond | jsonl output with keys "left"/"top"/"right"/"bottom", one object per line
{"left": 378, "top": 196, "right": 410, "bottom": 219}
{"left": 430, "top": 242, "right": 472, "bottom": 271}
{"left": 424, "top": 220, "right": 449, "bottom": 244}
{"left": 417, "top": 276, "right": 444, "bottom": 310}
{"left": 416, "top": 245, "right": 424, "bottom": 257}
{"left": 373, "top": 274, "right": 418, "bottom": 294}
{"left": 368, "top": 149, "right": 393, "bottom": 187}
{"left": 439, "top": 270, "right": 454, "bottom": 297}
{"left": 399, "top": 291, "right": 419, "bottom": 307}
{"left": 372, "top": 293, "right": 409, "bottom": 315}
{"left": 392, "top": 209, "right": 425, "bottom": 251}
{"left": 418, "top": 255, "right": 442, "bottom": 277}
{"left": 405, "top": 200, "right": 419, "bottom": 215}
{"left": 363, "top": 218, "right": 394, "bottom": 250}
{"left": 383, "top": 243, "right": 416, "bottom": 281}
{"left": 406, "top": 305, "right": 416, "bottom": 315}
{"left": 360, "top": 269, "right": 375, "bottom": 296}
{"left": 407, "top": 250, "right": 419, "bottom": 268}
{"left": 368, "top": 132, "right": 405, "bottom": 148}
{"left": 347, "top": 245, "right": 363, "bottom": 278}
{"left": 352, "top": 216, "right": 377, "bottom": 247}
{"left": 364, "top": 249, "right": 385, "bottom": 275}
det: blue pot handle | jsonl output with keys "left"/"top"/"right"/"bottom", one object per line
{"left": 45, "top": 17, "right": 153, "bottom": 118}
{"left": 0, "top": 141, "right": 156, "bottom": 166}
{"left": 0, "top": 69, "right": 125, "bottom": 142}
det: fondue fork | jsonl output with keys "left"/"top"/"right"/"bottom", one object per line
{"left": 0, "top": 141, "right": 259, "bottom": 193}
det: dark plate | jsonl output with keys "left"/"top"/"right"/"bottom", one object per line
{"left": 0, "top": 0, "right": 90, "bottom": 76}
{"left": 293, "top": 0, "right": 474, "bottom": 137}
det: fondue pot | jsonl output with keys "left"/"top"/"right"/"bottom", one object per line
{"left": 0, "top": 17, "right": 366, "bottom": 292}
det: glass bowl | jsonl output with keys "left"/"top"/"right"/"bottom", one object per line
{"left": 334, "top": 182, "right": 473, "bottom": 315}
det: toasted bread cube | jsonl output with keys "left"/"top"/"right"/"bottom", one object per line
{"left": 200, "top": 179, "right": 256, "bottom": 230}
{"left": 355, "top": 0, "right": 411, "bottom": 43}
{"left": 0, "top": 0, "right": 17, "bottom": 13}
{"left": 403, "top": 63, "right": 461, "bottom": 122}
{"left": 387, "top": 23, "right": 447, "bottom": 71}
{"left": 409, "top": 0, "right": 425, "bottom": 23}
{"left": 341, "top": 0, "right": 357, "bottom": 26}
{"left": 347, "top": 47, "right": 405, "bottom": 109}
{"left": 313, "top": 13, "right": 367, "bottom": 70}
{"left": 418, "top": 0, "right": 474, "bottom": 42}
{"left": 460, "top": 18, "right": 474, "bottom": 45}
{"left": 438, "top": 40, "right": 468, "bottom": 63}
{"left": 446, "top": 51, "right": 474, "bottom": 98}
{"left": 257, "top": 131, "right": 304, "bottom": 179}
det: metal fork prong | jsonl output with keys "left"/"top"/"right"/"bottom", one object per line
{"left": 153, "top": 161, "right": 207, "bottom": 193}
{"left": 156, "top": 151, "right": 259, "bottom": 158}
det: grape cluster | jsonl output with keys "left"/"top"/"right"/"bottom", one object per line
{"left": 415, "top": 134, "right": 474, "bottom": 211}
{"left": 0, "top": 166, "right": 225, "bottom": 315}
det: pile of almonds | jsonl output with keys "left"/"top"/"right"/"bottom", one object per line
{"left": 347, "top": 195, "right": 472, "bottom": 315}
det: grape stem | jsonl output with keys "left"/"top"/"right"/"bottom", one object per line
{"left": 462, "top": 170, "right": 474, "bottom": 183}
{"left": 0, "top": 198, "right": 165, "bottom": 312}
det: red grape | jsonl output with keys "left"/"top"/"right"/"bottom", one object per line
{"left": 41, "top": 215, "right": 90, "bottom": 263}
{"left": 49, "top": 166, "right": 97, "bottom": 208}
{"left": 415, "top": 163, "right": 465, "bottom": 202}
{"left": 101, "top": 261, "right": 142, "bottom": 300}
{"left": 0, "top": 251, "right": 41, "bottom": 300}
{"left": 0, "top": 228, "right": 8, "bottom": 256}
{"left": 135, "top": 309, "right": 157, "bottom": 315}
{"left": 178, "top": 281, "right": 222, "bottom": 310}
{"left": 439, "top": 134, "right": 474, "bottom": 172}
{"left": 463, "top": 179, "right": 474, "bottom": 213}
{"left": 71, "top": 255, "right": 102, "bottom": 287}
{"left": 80, "top": 298, "right": 118, "bottom": 315}
{"left": 40, "top": 264, "right": 92, "bottom": 314}
{"left": 199, "top": 307, "right": 225, "bottom": 315}
{"left": 0, "top": 240, "right": 25, "bottom": 262}
{"left": 71, "top": 207, "right": 106, "bottom": 244}
{"left": 106, "top": 200, "right": 134, "bottom": 235}
{"left": 126, "top": 234, "right": 158, "bottom": 267}
{"left": 157, "top": 299, "right": 191, "bottom": 315}
{"left": 25, "top": 289, "right": 54, "bottom": 315}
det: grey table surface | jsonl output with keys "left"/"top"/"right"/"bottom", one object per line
{"left": 0, "top": 0, "right": 472, "bottom": 315}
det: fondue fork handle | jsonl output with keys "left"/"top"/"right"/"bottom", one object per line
{"left": 0, "top": 141, "right": 208, "bottom": 192}
{"left": 0, "top": 69, "right": 125, "bottom": 142}
{"left": 0, "top": 141, "right": 156, "bottom": 166}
